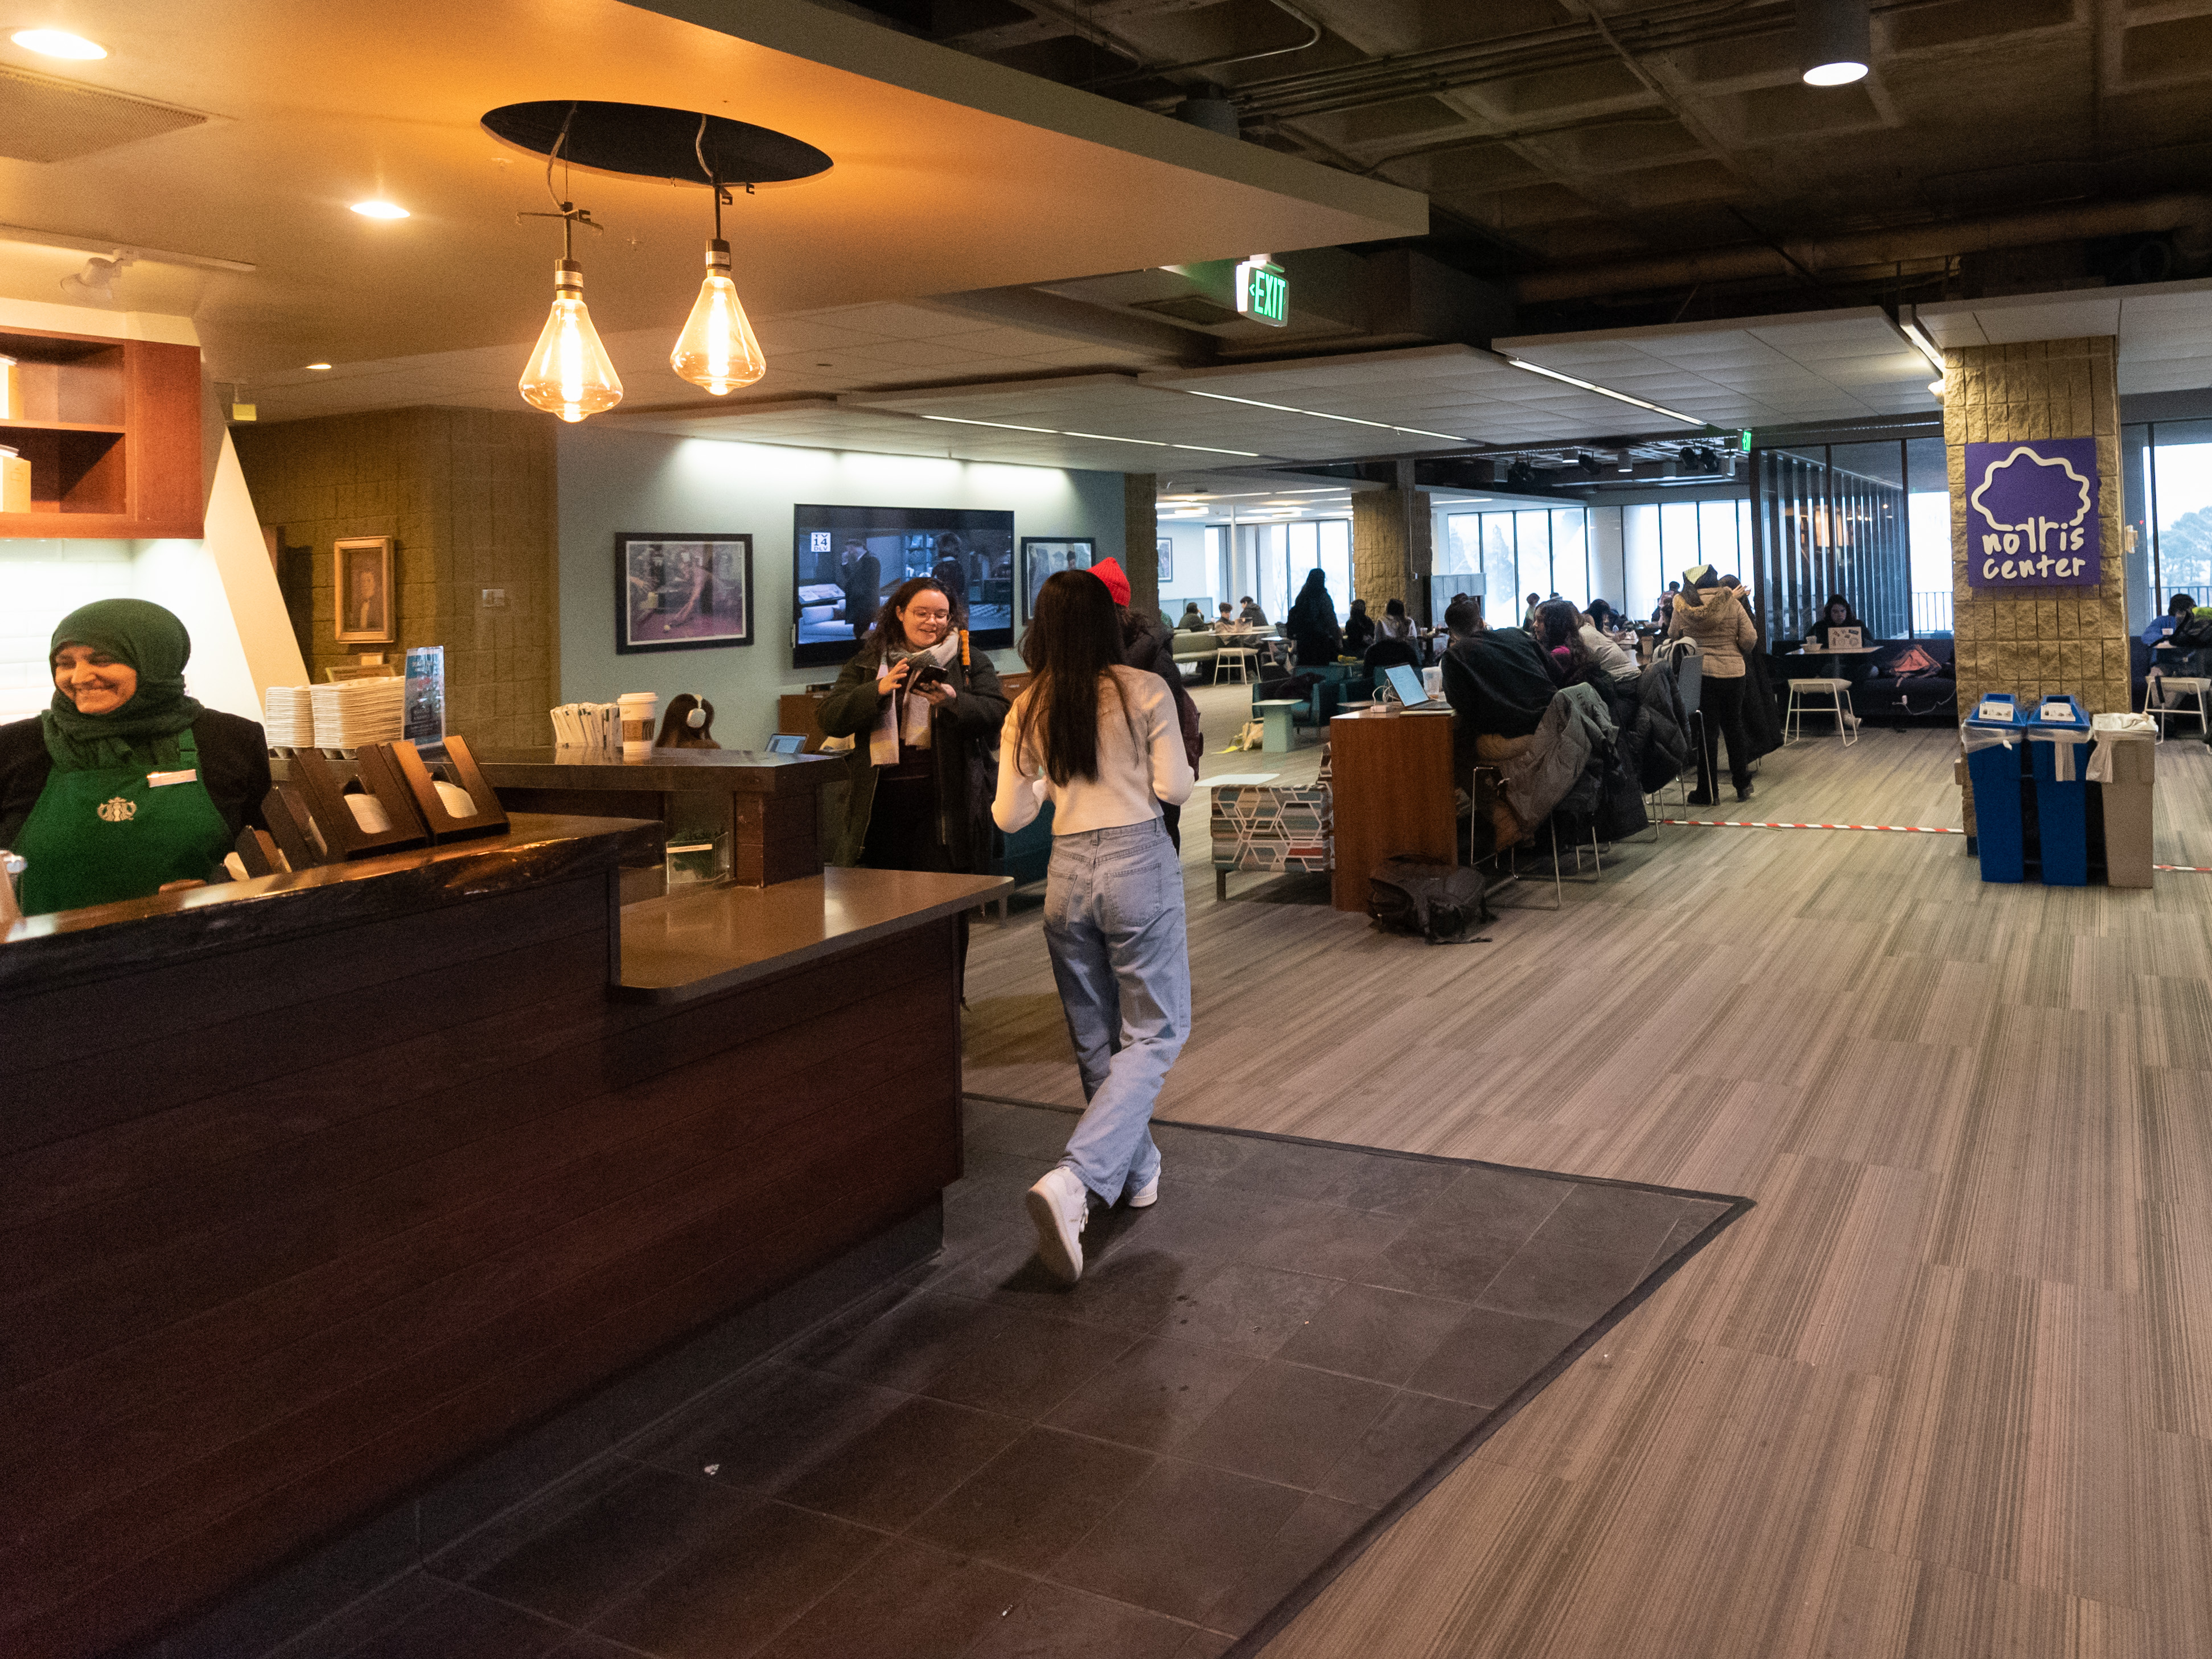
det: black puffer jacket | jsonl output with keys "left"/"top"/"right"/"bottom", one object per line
{"left": 1623, "top": 660, "right": 1693, "bottom": 792}
{"left": 819, "top": 637, "right": 1008, "bottom": 871}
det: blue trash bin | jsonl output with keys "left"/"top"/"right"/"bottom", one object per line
{"left": 1963, "top": 693, "right": 2027, "bottom": 883}
{"left": 2026, "top": 694, "right": 2092, "bottom": 886}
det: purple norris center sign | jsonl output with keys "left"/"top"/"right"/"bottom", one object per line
{"left": 1964, "top": 437, "right": 2101, "bottom": 587}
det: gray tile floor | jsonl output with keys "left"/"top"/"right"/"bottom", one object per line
{"left": 276, "top": 1101, "right": 1745, "bottom": 1659}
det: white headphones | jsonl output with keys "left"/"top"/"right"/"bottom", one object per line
{"left": 686, "top": 705, "right": 708, "bottom": 729}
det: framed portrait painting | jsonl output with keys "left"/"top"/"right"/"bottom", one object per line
{"left": 616, "top": 533, "right": 754, "bottom": 654}
{"left": 332, "top": 536, "right": 395, "bottom": 645}
{"left": 1018, "top": 537, "right": 1096, "bottom": 623}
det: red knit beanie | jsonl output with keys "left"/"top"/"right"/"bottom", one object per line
{"left": 1089, "top": 558, "right": 1132, "bottom": 606}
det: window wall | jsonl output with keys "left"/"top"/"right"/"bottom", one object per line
{"left": 2129, "top": 419, "right": 2212, "bottom": 626}
{"left": 1748, "top": 440, "right": 1915, "bottom": 639}
{"left": 1619, "top": 498, "right": 1751, "bottom": 619}
{"left": 1436, "top": 506, "right": 1598, "bottom": 616}
{"left": 1212, "top": 518, "right": 1352, "bottom": 622}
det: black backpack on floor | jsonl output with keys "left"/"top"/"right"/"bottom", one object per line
{"left": 1367, "top": 856, "right": 1493, "bottom": 944}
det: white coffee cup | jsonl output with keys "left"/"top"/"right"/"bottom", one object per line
{"left": 617, "top": 692, "right": 659, "bottom": 761}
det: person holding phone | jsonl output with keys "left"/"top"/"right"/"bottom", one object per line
{"left": 818, "top": 576, "right": 1008, "bottom": 875}
{"left": 993, "top": 571, "right": 1195, "bottom": 1283}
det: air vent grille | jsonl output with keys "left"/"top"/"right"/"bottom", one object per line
{"left": 0, "top": 64, "right": 209, "bottom": 162}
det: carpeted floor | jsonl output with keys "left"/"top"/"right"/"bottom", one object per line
{"left": 287, "top": 1100, "right": 1745, "bottom": 1659}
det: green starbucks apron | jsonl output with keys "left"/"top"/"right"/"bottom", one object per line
{"left": 14, "top": 730, "right": 232, "bottom": 915}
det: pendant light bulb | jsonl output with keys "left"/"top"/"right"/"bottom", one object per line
{"left": 672, "top": 240, "right": 766, "bottom": 394}
{"left": 519, "top": 259, "right": 622, "bottom": 423}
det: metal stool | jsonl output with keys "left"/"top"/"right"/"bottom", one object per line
{"left": 2144, "top": 674, "right": 2210, "bottom": 740}
{"left": 1215, "top": 647, "right": 1257, "bottom": 685}
{"left": 1785, "top": 677, "right": 1857, "bottom": 746}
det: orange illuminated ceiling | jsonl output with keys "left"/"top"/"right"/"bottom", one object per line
{"left": 0, "top": 0, "right": 1424, "bottom": 385}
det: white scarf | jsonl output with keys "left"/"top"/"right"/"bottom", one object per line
{"left": 870, "top": 633, "right": 960, "bottom": 767}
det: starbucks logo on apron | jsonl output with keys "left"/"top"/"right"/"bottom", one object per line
{"left": 98, "top": 796, "right": 137, "bottom": 823}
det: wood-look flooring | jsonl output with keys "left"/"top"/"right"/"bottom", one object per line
{"left": 962, "top": 688, "right": 2212, "bottom": 1659}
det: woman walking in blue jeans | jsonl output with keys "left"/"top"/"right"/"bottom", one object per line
{"left": 994, "top": 571, "right": 1196, "bottom": 1282}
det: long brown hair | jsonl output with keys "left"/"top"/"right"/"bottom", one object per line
{"left": 1015, "top": 570, "right": 1126, "bottom": 785}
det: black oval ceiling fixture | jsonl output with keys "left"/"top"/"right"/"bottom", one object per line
{"left": 482, "top": 101, "right": 832, "bottom": 187}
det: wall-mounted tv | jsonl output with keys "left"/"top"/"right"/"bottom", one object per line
{"left": 792, "top": 504, "right": 1015, "bottom": 668}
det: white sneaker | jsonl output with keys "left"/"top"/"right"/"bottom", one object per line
{"left": 1026, "top": 1168, "right": 1089, "bottom": 1283}
{"left": 1126, "top": 1172, "right": 1160, "bottom": 1209}
{"left": 1843, "top": 711, "right": 1861, "bottom": 730}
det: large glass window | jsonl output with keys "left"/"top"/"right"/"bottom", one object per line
{"left": 1550, "top": 508, "right": 1589, "bottom": 605}
{"left": 1903, "top": 435, "right": 1950, "bottom": 635}
{"left": 1623, "top": 504, "right": 1663, "bottom": 618}
{"left": 2150, "top": 419, "right": 2212, "bottom": 613}
{"left": 1317, "top": 518, "right": 1352, "bottom": 618}
{"left": 1255, "top": 524, "right": 1289, "bottom": 622}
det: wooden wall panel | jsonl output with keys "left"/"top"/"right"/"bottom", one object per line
{"left": 0, "top": 872, "right": 964, "bottom": 1659}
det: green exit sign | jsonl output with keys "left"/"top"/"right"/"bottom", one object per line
{"left": 1235, "top": 255, "right": 1289, "bottom": 327}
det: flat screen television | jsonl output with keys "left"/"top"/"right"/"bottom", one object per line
{"left": 792, "top": 504, "right": 1015, "bottom": 668}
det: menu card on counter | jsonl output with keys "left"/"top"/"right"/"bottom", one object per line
{"left": 405, "top": 647, "right": 446, "bottom": 755}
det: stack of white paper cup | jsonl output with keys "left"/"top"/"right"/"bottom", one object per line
{"left": 618, "top": 691, "right": 659, "bottom": 761}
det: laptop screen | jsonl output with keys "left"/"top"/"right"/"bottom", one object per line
{"left": 765, "top": 733, "right": 807, "bottom": 754}
{"left": 1384, "top": 664, "right": 1430, "bottom": 707}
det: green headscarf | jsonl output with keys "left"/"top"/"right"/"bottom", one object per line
{"left": 42, "top": 598, "right": 204, "bottom": 772}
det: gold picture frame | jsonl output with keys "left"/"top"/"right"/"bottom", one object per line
{"left": 333, "top": 535, "right": 396, "bottom": 645}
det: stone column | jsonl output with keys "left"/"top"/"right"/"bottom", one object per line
{"left": 1947, "top": 337, "right": 2129, "bottom": 715}
{"left": 1121, "top": 474, "right": 1158, "bottom": 619}
{"left": 1352, "top": 488, "right": 1434, "bottom": 621}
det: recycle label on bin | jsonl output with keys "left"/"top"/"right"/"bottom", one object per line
{"left": 2036, "top": 701, "right": 2079, "bottom": 723}
{"left": 1973, "top": 698, "right": 2018, "bottom": 722}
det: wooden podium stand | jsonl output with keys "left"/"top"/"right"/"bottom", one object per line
{"left": 1327, "top": 708, "right": 1458, "bottom": 911}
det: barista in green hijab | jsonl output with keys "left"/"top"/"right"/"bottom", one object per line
{"left": 1, "top": 598, "right": 272, "bottom": 916}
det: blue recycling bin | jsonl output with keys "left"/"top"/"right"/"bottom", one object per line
{"left": 1963, "top": 693, "right": 2027, "bottom": 883}
{"left": 2026, "top": 694, "right": 2092, "bottom": 887}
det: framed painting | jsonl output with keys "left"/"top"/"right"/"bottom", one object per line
{"left": 617, "top": 533, "right": 754, "bottom": 654}
{"left": 332, "top": 536, "right": 395, "bottom": 645}
{"left": 1156, "top": 537, "right": 1174, "bottom": 584}
{"left": 1019, "top": 537, "right": 1097, "bottom": 623}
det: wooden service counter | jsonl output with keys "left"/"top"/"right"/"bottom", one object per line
{"left": 1327, "top": 706, "right": 1459, "bottom": 911}
{"left": 0, "top": 815, "right": 1006, "bottom": 1659}
{"left": 470, "top": 747, "right": 840, "bottom": 889}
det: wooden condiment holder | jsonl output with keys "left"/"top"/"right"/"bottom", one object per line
{"left": 276, "top": 745, "right": 430, "bottom": 858}
{"left": 378, "top": 735, "right": 511, "bottom": 842}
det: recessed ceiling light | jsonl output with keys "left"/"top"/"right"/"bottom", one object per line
{"left": 1804, "top": 60, "right": 1867, "bottom": 85}
{"left": 306, "top": 363, "right": 332, "bottom": 371}
{"left": 351, "top": 200, "right": 410, "bottom": 220}
{"left": 11, "top": 28, "right": 106, "bottom": 58}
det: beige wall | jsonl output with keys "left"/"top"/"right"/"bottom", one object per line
{"left": 234, "top": 407, "right": 559, "bottom": 748}
{"left": 1946, "top": 336, "right": 2130, "bottom": 715}
{"left": 1352, "top": 489, "right": 1433, "bottom": 621}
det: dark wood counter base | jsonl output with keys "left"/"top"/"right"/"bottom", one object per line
{"left": 1, "top": 847, "right": 1002, "bottom": 1659}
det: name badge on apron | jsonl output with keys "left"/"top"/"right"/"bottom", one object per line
{"left": 147, "top": 769, "right": 199, "bottom": 787}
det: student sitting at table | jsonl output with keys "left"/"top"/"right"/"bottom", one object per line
{"left": 1374, "top": 596, "right": 1417, "bottom": 645}
{"left": 1343, "top": 598, "right": 1376, "bottom": 655}
{"left": 1178, "top": 602, "right": 1207, "bottom": 632}
{"left": 1237, "top": 596, "right": 1268, "bottom": 625}
{"left": 1215, "top": 602, "right": 1237, "bottom": 629}
{"left": 2143, "top": 591, "right": 2198, "bottom": 645}
{"left": 1808, "top": 593, "right": 1867, "bottom": 649}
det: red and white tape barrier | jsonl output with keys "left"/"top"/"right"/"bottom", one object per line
{"left": 1659, "top": 818, "right": 2212, "bottom": 872}
{"left": 1659, "top": 818, "right": 1965, "bottom": 834}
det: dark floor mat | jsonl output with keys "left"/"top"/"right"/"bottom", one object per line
{"left": 319, "top": 1103, "right": 1748, "bottom": 1659}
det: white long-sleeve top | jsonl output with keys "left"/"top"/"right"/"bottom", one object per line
{"left": 992, "top": 666, "right": 1195, "bottom": 835}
